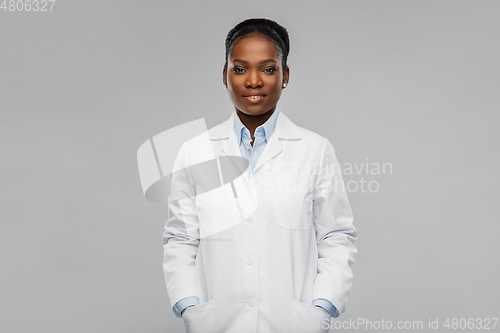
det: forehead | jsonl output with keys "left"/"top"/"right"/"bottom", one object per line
{"left": 230, "top": 33, "right": 280, "bottom": 62}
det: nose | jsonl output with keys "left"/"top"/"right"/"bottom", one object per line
{"left": 245, "top": 69, "right": 263, "bottom": 88}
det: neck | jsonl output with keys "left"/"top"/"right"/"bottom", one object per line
{"left": 235, "top": 106, "right": 276, "bottom": 134}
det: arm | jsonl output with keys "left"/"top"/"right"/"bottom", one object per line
{"left": 162, "top": 141, "right": 201, "bottom": 318}
{"left": 312, "top": 138, "right": 358, "bottom": 317}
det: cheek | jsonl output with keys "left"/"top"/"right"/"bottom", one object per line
{"left": 269, "top": 77, "right": 282, "bottom": 89}
{"left": 268, "top": 82, "right": 282, "bottom": 96}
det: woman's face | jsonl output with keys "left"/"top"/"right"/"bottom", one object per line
{"left": 223, "top": 33, "right": 289, "bottom": 116}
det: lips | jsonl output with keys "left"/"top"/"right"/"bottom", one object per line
{"left": 243, "top": 95, "right": 266, "bottom": 103}
{"left": 243, "top": 94, "right": 266, "bottom": 103}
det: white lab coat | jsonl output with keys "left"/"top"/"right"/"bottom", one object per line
{"left": 163, "top": 110, "right": 357, "bottom": 333}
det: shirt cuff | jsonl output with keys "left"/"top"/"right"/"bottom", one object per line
{"left": 173, "top": 296, "right": 200, "bottom": 318}
{"left": 312, "top": 298, "right": 339, "bottom": 318}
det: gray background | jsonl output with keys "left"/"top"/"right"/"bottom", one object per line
{"left": 1, "top": 1, "right": 499, "bottom": 332}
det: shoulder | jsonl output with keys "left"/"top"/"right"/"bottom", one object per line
{"left": 297, "top": 125, "right": 327, "bottom": 144}
{"left": 182, "top": 116, "right": 230, "bottom": 147}
{"left": 280, "top": 110, "right": 328, "bottom": 146}
{"left": 180, "top": 120, "right": 229, "bottom": 164}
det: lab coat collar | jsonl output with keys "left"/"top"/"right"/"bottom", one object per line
{"left": 210, "top": 108, "right": 301, "bottom": 176}
{"left": 209, "top": 108, "right": 302, "bottom": 141}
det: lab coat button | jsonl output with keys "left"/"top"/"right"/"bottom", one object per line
{"left": 253, "top": 177, "right": 260, "bottom": 184}
{"left": 247, "top": 299, "right": 256, "bottom": 307}
{"left": 246, "top": 216, "right": 254, "bottom": 224}
{"left": 247, "top": 257, "right": 254, "bottom": 266}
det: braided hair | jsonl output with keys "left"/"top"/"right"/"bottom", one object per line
{"left": 224, "top": 18, "right": 290, "bottom": 71}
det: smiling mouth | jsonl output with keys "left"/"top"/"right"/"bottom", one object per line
{"left": 243, "top": 94, "right": 266, "bottom": 98}
{"left": 243, "top": 95, "right": 266, "bottom": 103}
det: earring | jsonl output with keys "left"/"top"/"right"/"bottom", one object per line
{"left": 223, "top": 85, "right": 227, "bottom": 89}
{"left": 282, "top": 82, "right": 287, "bottom": 88}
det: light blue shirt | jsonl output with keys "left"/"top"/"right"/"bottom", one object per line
{"left": 172, "top": 108, "right": 338, "bottom": 319}
{"left": 233, "top": 107, "right": 279, "bottom": 174}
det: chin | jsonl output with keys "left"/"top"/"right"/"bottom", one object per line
{"left": 242, "top": 105, "right": 271, "bottom": 115}
{"left": 244, "top": 110, "right": 266, "bottom": 116}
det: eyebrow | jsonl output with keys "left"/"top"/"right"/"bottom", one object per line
{"left": 232, "top": 59, "right": 277, "bottom": 64}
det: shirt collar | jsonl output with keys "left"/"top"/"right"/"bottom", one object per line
{"left": 233, "top": 108, "right": 280, "bottom": 146}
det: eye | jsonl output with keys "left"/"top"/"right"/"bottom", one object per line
{"left": 264, "top": 67, "right": 276, "bottom": 73}
{"left": 233, "top": 67, "right": 245, "bottom": 73}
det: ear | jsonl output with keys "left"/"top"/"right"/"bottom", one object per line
{"left": 283, "top": 66, "right": 290, "bottom": 84}
{"left": 222, "top": 66, "right": 227, "bottom": 87}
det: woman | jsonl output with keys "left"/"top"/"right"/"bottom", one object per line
{"left": 163, "top": 18, "right": 357, "bottom": 333}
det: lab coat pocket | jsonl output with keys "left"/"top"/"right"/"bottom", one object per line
{"left": 292, "top": 300, "right": 330, "bottom": 333}
{"left": 274, "top": 174, "right": 313, "bottom": 229}
{"left": 182, "top": 300, "right": 214, "bottom": 333}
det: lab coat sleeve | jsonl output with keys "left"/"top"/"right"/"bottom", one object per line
{"left": 162, "top": 141, "right": 201, "bottom": 316}
{"left": 312, "top": 138, "right": 358, "bottom": 317}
